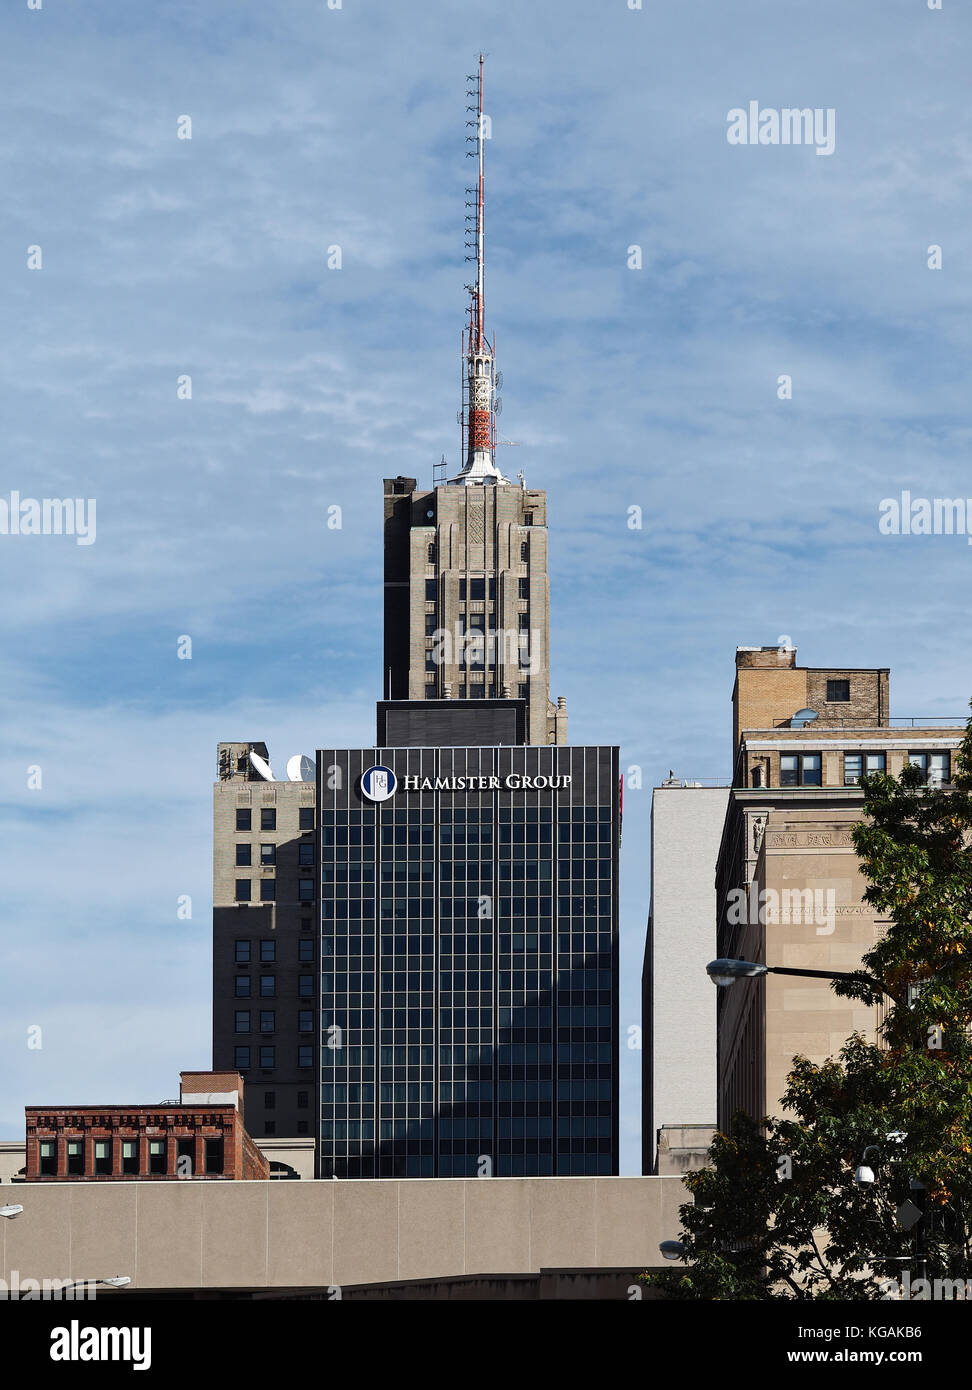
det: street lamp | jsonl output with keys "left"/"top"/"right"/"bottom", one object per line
{"left": 706, "top": 958, "right": 899, "bottom": 1002}
{"left": 0, "top": 1205, "right": 23, "bottom": 1219}
{"left": 659, "top": 1240, "right": 686, "bottom": 1261}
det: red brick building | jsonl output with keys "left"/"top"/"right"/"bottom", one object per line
{"left": 25, "top": 1071, "right": 269, "bottom": 1182}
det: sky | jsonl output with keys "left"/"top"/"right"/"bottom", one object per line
{"left": 1, "top": 0, "right": 970, "bottom": 1173}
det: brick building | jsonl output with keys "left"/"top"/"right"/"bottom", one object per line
{"left": 25, "top": 1071, "right": 269, "bottom": 1182}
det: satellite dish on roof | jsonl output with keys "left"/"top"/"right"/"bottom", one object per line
{"left": 249, "top": 750, "right": 275, "bottom": 781}
{"left": 791, "top": 708, "right": 819, "bottom": 728}
{"left": 286, "top": 754, "right": 315, "bottom": 782}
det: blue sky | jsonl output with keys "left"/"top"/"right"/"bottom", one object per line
{"left": 1, "top": 0, "right": 970, "bottom": 1172}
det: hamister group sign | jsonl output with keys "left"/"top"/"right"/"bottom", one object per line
{"left": 401, "top": 773, "right": 572, "bottom": 792}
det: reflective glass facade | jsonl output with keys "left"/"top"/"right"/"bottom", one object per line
{"left": 318, "top": 746, "right": 619, "bottom": 1178}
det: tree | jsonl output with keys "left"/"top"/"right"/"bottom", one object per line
{"left": 646, "top": 707, "right": 972, "bottom": 1300}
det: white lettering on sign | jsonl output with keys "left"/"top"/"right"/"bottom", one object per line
{"left": 400, "top": 773, "right": 572, "bottom": 793}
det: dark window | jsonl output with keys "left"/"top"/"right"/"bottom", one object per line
{"left": 148, "top": 1140, "right": 166, "bottom": 1175}
{"left": 260, "top": 843, "right": 276, "bottom": 866}
{"left": 524, "top": 511, "right": 534, "bottom": 525}
{"left": 459, "top": 580, "right": 467, "bottom": 600}
{"left": 235, "top": 1045, "right": 251, "bottom": 1069}
{"left": 235, "top": 976, "right": 251, "bottom": 997}
{"left": 425, "top": 651, "right": 438, "bottom": 671}
{"left": 518, "top": 683, "right": 528, "bottom": 700}
{"left": 427, "top": 543, "right": 435, "bottom": 564}
{"left": 470, "top": 578, "right": 485, "bottom": 600}
{"left": 296, "top": 1121, "right": 309, "bottom": 1135}
{"left": 260, "top": 1046, "right": 275, "bottom": 1069}
{"left": 235, "top": 879, "right": 251, "bottom": 902}
{"left": 205, "top": 1138, "right": 223, "bottom": 1175}
{"left": 298, "top": 939, "right": 314, "bottom": 961}
{"left": 518, "top": 612, "right": 529, "bottom": 631}
{"left": 425, "top": 613, "right": 437, "bottom": 636}
{"left": 297, "top": 1091, "right": 309, "bottom": 1109}
{"left": 844, "top": 753, "right": 863, "bottom": 786}
{"left": 518, "top": 579, "right": 529, "bottom": 599}
{"left": 300, "top": 917, "right": 311, "bottom": 931}
{"left": 261, "top": 808, "right": 276, "bottom": 831}
{"left": 299, "top": 807, "right": 314, "bottom": 831}
{"left": 260, "top": 975, "right": 276, "bottom": 997}
{"left": 826, "top": 679, "right": 850, "bottom": 703}
{"left": 38, "top": 1140, "right": 56, "bottom": 1176}
{"left": 235, "top": 940, "right": 250, "bottom": 963}
{"left": 780, "top": 753, "right": 821, "bottom": 787}
{"left": 298, "top": 1046, "right": 313, "bottom": 1068}
{"left": 299, "top": 1010, "right": 314, "bottom": 1032}
{"left": 235, "top": 1011, "right": 251, "bottom": 1033}
{"left": 235, "top": 843, "right": 251, "bottom": 867}
{"left": 298, "top": 880, "right": 314, "bottom": 902}
{"left": 176, "top": 1138, "right": 194, "bottom": 1175}
{"left": 260, "top": 1010, "right": 276, "bottom": 1033}
{"left": 265, "top": 1121, "right": 276, "bottom": 1136}
{"left": 236, "top": 808, "right": 252, "bottom": 831}
{"left": 260, "top": 939, "right": 276, "bottom": 962}
{"left": 520, "top": 542, "right": 528, "bottom": 561}
{"left": 260, "top": 879, "right": 276, "bottom": 902}
{"left": 66, "top": 1141, "right": 85, "bottom": 1175}
{"left": 122, "top": 1140, "right": 138, "bottom": 1175}
{"left": 94, "top": 1140, "right": 111, "bottom": 1175}
{"left": 298, "top": 843, "right": 314, "bottom": 866}
{"left": 299, "top": 975, "right": 314, "bottom": 997}
{"left": 488, "top": 578, "right": 496, "bottom": 599}
{"left": 264, "top": 1091, "right": 276, "bottom": 1110}
{"left": 425, "top": 579, "right": 437, "bottom": 601}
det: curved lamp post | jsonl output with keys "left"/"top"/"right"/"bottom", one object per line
{"left": 706, "top": 958, "right": 900, "bottom": 1004}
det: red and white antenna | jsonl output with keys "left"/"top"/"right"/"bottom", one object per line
{"left": 450, "top": 54, "right": 508, "bottom": 486}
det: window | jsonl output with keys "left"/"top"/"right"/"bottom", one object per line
{"left": 234, "top": 939, "right": 251, "bottom": 963}
{"left": 235, "top": 1011, "right": 251, "bottom": 1033}
{"left": 236, "top": 808, "right": 252, "bottom": 831}
{"left": 122, "top": 1139, "right": 138, "bottom": 1175}
{"left": 299, "top": 975, "right": 314, "bottom": 997}
{"left": 260, "top": 843, "right": 276, "bottom": 866}
{"left": 260, "top": 1046, "right": 275, "bottom": 1069}
{"left": 39, "top": 1140, "right": 56, "bottom": 1175}
{"left": 524, "top": 511, "right": 534, "bottom": 525}
{"left": 235, "top": 976, "right": 251, "bottom": 997}
{"left": 520, "top": 542, "right": 528, "bottom": 561}
{"left": 459, "top": 580, "right": 467, "bottom": 600}
{"left": 298, "top": 1046, "right": 313, "bottom": 1069}
{"left": 826, "top": 679, "right": 850, "bottom": 703}
{"left": 779, "top": 753, "right": 821, "bottom": 787}
{"left": 470, "top": 577, "right": 485, "bottom": 600}
{"left": 425, "top": 613, "right": 437, "bottom": 636}
{"left": 425, "top": 579, "right": 437, "bottom": 601}
{"left": 299, "top": 843, "right": 314, "bottom": 866}
{"left": 66, "top": 1140, "right": 84, "bottom": 1176}
{"left": 94, "top": 1140, "right": 111, "bottom": 1176}
{"left": 261, "top": 808, "right": 276, "bottom": 831}
{"left": 205, "top": 1138, "right": 223, "bottom": 1175}
{"left": 235, "top": 844, "right": 251, "bottom": 867}
{"left": 844, "top": 753, "right": 863, "bottom": 786}
{"left": 298, "top": 938, "right": 314, "bottom": 961}
{"left": 235, "top": 879, "right": 251, "bottom": 902}
{"left": 300, "top": 917, "right": 311, "bottom": 931}
{"left": 296, "top": 1120, "right": 309, "bottom": 1135}
{"left": 264, "top": 1091, "right": 276, "bottom": 1110}
{"left": 299, "top": 807, "right": 314, "bottom": 831}
{"left": 518, "top": 683, "right": 528, "bottom": 700}
{"left": 427, "top": 543, "right": 435, "bottom": 564}
{"left": 298, "top": 879, "right": 314, "bottom": 902}
{"left": 518, "top": 612, "right": 529, "bottom": 631}
{"left": 260, "top": 1010, "right": 276, "bottom": 1033}
{"left": 518, "top": 578, "right": 529, "bottom": 599}
{"left": 234, "top": 1045, "right": 251, "bottom": 1069}
{"left": 910, "top": 751, "right": 951, "bottom": 786}
{"left": 864, "top": 752, "right": 886, "bottom": 776}
{"left": 260, "top": 939, "right": 276, "bottom": 962}
{"left": 425, "top": 650, "right": 439, "bottom": 672}
{"left": 148, "top": 1139, "right": 166, "bottom": 1175}
{"left": 260, "top": 879, "right": 276, "bottom": 902}
{"left": 177, "top": 1138, "right": 194, "bottom": 1174}
{"left": 260, "top": 975, "right": 276, "bottom": 997}
{"left": 265, "top": 1121, "right": 276, "bottom": 1136}
{"left": 297, "top": 1091, "right": 309, "bottom": 1109}
{"left": 299, "top": 1010, "right": 314, "bottom": 1032}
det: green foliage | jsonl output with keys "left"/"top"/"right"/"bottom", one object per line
{"left": 645, "top": 706, "right": 972, "bottom": 1299}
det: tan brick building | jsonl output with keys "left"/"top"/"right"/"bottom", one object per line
{"left": 716, "top": 645, "right": 964, "bottom": 1125}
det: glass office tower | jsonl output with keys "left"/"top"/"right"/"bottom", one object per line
{"left": 317, "top": 743, "right": 619, "bottom": 1177}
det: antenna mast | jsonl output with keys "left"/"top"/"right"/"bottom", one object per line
{"left": 449, "top": 54, "right": 508, "bottom": 486}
